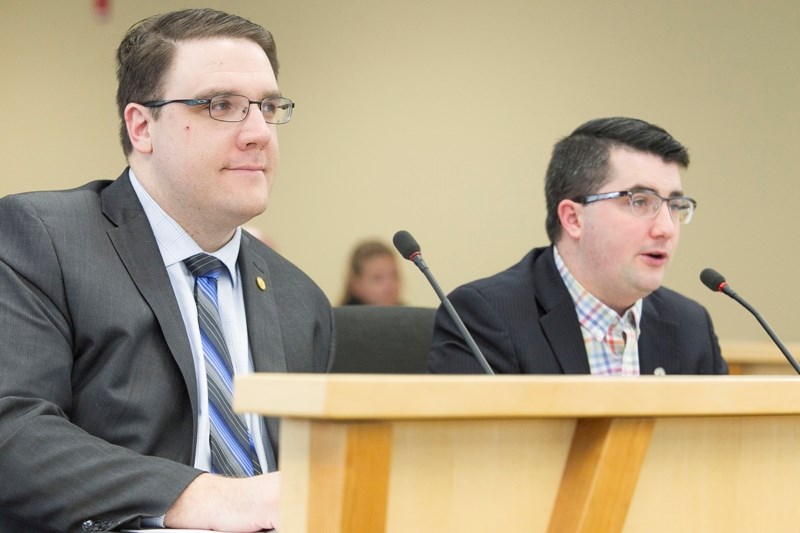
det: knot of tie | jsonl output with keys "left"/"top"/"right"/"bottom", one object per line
{"left": 184, "top": 253, "right": 225, "bottom": 279}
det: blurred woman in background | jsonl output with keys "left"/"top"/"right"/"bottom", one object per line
{"left": 340, "top": 240, "right": 403, "bottom": 306}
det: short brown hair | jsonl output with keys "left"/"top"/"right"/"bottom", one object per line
{"left": 115, "top": 8, "right": 279, "bottom": 156}
{"left": 544, "top": 117, "right": 690, "bottom": 243}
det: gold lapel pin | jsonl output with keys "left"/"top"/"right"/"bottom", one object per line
{"left": 256, "top": 276, "right": 267, "bottom": 291}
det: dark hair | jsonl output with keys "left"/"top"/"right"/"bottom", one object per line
{"left": 339, "top": 240, "right": 397, "bottom": 305}
{"left": 544, "top": 117, "right": 690, "bottom": 243}
{"left": 115, "top": 8, "right": 279, "bottom": 156}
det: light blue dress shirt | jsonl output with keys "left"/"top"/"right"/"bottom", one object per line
{"left": 128, "top": 170, "right": 270, "bottom": 476}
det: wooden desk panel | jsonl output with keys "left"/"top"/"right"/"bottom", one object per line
{"left": 235, "top": 375, "right": 800, "bottom": 533}
{"left": 721, "top": 341, "right": 800, "bottom": 375}
{"left": 627, "top": 415, "right": 800, "bottom": 532}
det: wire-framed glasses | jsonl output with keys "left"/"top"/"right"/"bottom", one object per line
{"left": 141, "top": 94, "right": 295, "bottom": 124}
{"left": 573, "top": 189, "right": 697, "bottom": 224}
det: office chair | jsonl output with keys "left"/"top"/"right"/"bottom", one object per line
{"left": 330, "top": 305, "right": 437, "bottom": 374}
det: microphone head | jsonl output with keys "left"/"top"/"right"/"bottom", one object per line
{"left": 700, "top": 268, "right": 727, "bottom": 292}
{"left": 393, "top": 230, "right": 421, "bottom": 260}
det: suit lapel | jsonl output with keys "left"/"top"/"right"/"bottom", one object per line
{"left": 238, "top": 236, "right": 287, "bottom": 374}
{"left": 535, "top": 247, "right": 591, "bottom": 374}
{"left": 540, "top": 300, "right": 592, "bottom": 374}
{"left": 638, "top": 294, "right": 681, "bottom": 375}
{"left": 238, "top": 237, "right": 286, "bottom": 465}
{"left": 101, "top": 172, "right": 199, "bottom": 425}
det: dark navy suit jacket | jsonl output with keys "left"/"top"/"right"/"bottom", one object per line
{"left": 429, "top": 246, "right": 728, "bottom": 375}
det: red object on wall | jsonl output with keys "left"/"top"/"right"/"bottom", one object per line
{"left": 94, "top": 0, "right": 110, "bottom": 20}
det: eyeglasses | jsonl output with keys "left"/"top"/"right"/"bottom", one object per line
{"left": 141, "top": 94, "right": 295, "bottom": 124}
{"left": 573, "top": 189, "right": 697, "bottom": 224}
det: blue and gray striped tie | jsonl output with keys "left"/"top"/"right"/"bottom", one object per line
{"left": 184, "top": 253, "right": 261, "bottom": 477}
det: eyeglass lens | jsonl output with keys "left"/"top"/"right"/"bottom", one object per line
{"left": 209, "top": 95, "right": 292, "bottom": 124}
{"left": 629, "top": 191, "right": 694, "bottom": 223}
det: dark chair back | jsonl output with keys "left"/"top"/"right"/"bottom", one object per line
{"left": 330, "top": 306, "right": 436, "bottom": 374}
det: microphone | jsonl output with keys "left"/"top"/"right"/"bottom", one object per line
{"left": 700, "top": 267, "right": 800, "bottom": 374}
{"left": 393, "top": 230, "right": 495, "bottom": 374}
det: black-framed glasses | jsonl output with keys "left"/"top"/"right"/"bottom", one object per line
{"left": 141, "top": 94, "right": 295, "bottom": 124}
{"left": 573, "top": 189, "right": 697, "bottom": 224}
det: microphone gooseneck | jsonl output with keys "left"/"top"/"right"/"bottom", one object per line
{"left": 393, "top": 230, "right": 495, "bottom": 375}
{"left": 700, "top": 268, "right": 800, "bottom": 375}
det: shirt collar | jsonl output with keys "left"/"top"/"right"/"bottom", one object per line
{"left": 553, "top": 245, "right": 642, "bottom": 340}
{"left": 128, "top": 168, "right": 241, "bottom": 287}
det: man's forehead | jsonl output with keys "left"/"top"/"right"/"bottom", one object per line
{"left": 604, "top": 147, "right": 683, "bottom": 192}
{"left": 164, "top": 38, "right": 276, "bottom": 94}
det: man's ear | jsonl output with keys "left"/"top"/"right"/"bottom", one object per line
{"left": 124, "top": 103, "right": 153, "bottom": 154}
{"left": 557, "top": 199, "right": 583, "bottom": 239}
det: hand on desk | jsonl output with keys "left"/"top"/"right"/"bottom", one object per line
{"left": 164, "top": 471, "right": 280, "bottom": 531}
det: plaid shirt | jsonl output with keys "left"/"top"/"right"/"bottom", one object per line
{"left": 554, "top": 247, "right": 642, "bottom": 376}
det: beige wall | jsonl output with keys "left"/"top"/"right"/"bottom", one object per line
{"left": 2, "top": 0, "right": 799, "bottom": 346}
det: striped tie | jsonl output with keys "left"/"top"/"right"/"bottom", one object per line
{"left": 184, "top": 253, "right": 262, "bottom": 477}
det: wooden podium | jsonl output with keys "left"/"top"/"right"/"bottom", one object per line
{"left": 234, "top": 374, "right": 800, "bottom": 533}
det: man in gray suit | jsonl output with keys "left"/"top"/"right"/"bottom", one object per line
{"left": 0, "top": 8, "right": 333, "bottom": 532}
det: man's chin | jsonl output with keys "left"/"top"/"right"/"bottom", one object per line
{"left": 230, "top": 203, "right": 268, "bottom": 229}
{"left": 247, "top": 193, "right": 269, "bottom": 215}
{"left": 638, "top": 279, "right": 664, "bottom": 298}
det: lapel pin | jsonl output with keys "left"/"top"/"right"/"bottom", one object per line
{"left": 256, "top": 276, "right": 266, "bottom": 291}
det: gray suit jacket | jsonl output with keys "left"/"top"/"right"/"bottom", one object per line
{"left": 429, "top": 246, "right": 728, "bottom": 375}
{"left": 0, "top": 171, "right": 335, "bottom": 532}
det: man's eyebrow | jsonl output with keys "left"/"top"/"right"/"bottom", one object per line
{"left": 193, "top": 90, "right": 283, "bottom": 99}
{"left": 628, "top": 185, "right": 686, "bottom": 197}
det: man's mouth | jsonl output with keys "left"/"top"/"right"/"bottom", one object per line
{"left": 227, "top": 165, "right": 265, "bottom": 172}
{"left": 642, "top": 250, "right": 669, "bottom": 263}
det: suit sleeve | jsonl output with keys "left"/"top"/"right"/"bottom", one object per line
{"left": 427, "top": 285, "right": 521, "bottom": 374}
{"left": 0, "top": 195, "right": 201, "bottom": 532}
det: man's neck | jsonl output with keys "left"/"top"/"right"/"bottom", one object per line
{"left": 554, "top": 242, "right": 637, "bottom": 316}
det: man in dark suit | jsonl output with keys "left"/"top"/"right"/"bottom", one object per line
{"left": 429, "top": 117, "right": 727, "bottom": 376}
{"left": 0, "top": 9, "right": 333, "bottom": 532}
